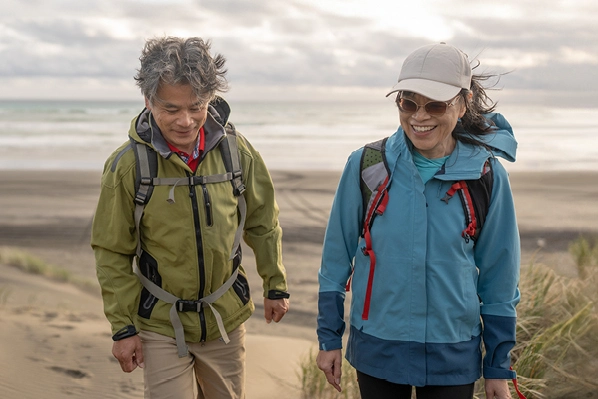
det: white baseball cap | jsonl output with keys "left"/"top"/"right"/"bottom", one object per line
{"left": 386, "top": 43, "right": 472, "bottom": 101}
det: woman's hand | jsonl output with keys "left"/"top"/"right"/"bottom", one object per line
{"left": 316, "top": 349, "right": 342, "bottom": 392}
{"left": 485, "top": 379, "right": 512, "bottom": 398}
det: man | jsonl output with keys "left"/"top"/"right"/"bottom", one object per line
{"left": 91, "top": 36, "right": 290, "bottom": 398}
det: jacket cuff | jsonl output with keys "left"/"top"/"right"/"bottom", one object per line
{"left": 319, "top": 340, "right": 342, "bottom": 351}
{"left": 482, "top": 314, "right": 516, "bottom": 377}
{"left": 267, "top": 290, "right": 290, "bottom": 299}
{"left": 483, "top": 365, "right": 516, "bottom": 380}
{"left": 112, "top": 324, "right": 138, "bottom": 341}
{"left": 317, "top": 291, "right": 346, "bottom": 351}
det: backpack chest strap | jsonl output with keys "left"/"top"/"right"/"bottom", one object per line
{"left": 152, "top": 173, "right": 235, "bottom": 187}
{"left": 133, "top": 263, "right": 240, "bottom": 357}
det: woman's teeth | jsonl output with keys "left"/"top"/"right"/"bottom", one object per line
{"left": 412, "top": 125, "right": 435, "bottom": 132}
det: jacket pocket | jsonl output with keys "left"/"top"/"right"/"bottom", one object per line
{"left": 461, "top": 265, "right": 481, "bottom": 335}
{"left": 137, "top": 250, "right": 162, "bottom": 320}
{"left": 232, "top": 271, "right": 251, "bottom": 305}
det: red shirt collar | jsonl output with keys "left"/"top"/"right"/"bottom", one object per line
{"left": 166, "top": 126, "right": 205, "bottom": 171}
{"left": 166, "top": 126, "right": 205, "bottom": 160}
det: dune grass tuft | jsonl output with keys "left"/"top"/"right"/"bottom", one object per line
{"left": 569, "top": 234, "right": 598, "bottom": 279}
{"left": 298, "top": 348, "right": 360, "bottom": 399}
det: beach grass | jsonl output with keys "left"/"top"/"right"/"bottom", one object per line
{"left": 299, "top": 236, "right": 598, "bottom": 399}
{"left": 568, "top": 234, "right": 598, "bottom": 279}
{"left": 0, "top": 246, "right": 97, "bottom": 292}
{"left": 298, "top": 349, "right": 360, "bottom": 399}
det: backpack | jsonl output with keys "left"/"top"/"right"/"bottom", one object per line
{"left": 353, "top": 137, "right": 494, "bottom": 320}
{"left": 129, "top": 122, "right": 247, "bottom": 357}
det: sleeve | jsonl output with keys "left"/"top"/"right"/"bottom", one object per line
{"left": 91, "top": 150, "right": 142, "bottom": 335}
{"left": 474, "top": 158, "right": 520, "bottom": 380}
{"left": 237, "top": 134, "right": 288, "bottom": 298}
{"left": 317, "top": 152, "right": 363, "bottom": 351}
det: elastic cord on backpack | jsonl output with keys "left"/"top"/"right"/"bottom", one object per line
{"left": 443, "top": 180, "right": 478, "bottom": 243}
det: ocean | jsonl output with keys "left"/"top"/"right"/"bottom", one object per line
{"left": 0, "top": 99, "right": 597, "bottom": 172}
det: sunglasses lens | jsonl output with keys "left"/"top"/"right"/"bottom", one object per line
{"left": 398, "top": 98, "right": 418, "bottom": 113}
{"left": 425, "top": 102, "right": 447, "bottom": 115}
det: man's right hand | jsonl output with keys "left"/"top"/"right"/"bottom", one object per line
{"left": 112, "top": 335, "right": 145, "bottom": 373}
{"left": 316, "top": 349, "right": 342, "bottom": 392}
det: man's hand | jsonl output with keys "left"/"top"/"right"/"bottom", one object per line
{"left": 485, "top": 379, "right": 512, "bottom": 399}
{"left": 112, "top": 335, "right": 145, "bottom": 373}
{"left": 263, "top": 298, "right": 289, "bottom": 323}
{"left": 316, "top": 349, "right": 342, "bottom": 392}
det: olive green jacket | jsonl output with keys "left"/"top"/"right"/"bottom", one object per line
{"left": 91, "top": 98, "right": 287, "bottom": 342}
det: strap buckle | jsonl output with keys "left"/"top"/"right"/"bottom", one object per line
{"left": 233, "top": 184, "right": 246, "bottom": 196}
{"left": 134, "top": 192, "right": 148, "bottom": 205}
{"left": 176, "top": 300, "right": 202, "bottom": 312}
{"left": 232, "top": 171, "right": 246, "bottom": 196}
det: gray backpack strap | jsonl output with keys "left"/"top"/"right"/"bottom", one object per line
{"left": 131, "top": 139, "right": 157, "bottom": 258}
{"left": 359, "top": 137, "right": 391, "bottom": 235}
{"left": 220, "top": 124, "right": 247, "bottom": 261}
{"left": 133, "top": 263, "right": 239, "bottom": 357}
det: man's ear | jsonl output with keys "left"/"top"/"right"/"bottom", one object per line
{"left": 144, "top": 97, "right": 151, "bottom": 111}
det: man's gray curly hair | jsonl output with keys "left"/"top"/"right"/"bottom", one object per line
{"left": 134, "top": 37, "right": 229, "bottom": 105}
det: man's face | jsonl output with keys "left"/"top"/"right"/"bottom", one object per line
{"left": 145, "top": 83, "right": 208, "bottom": 154}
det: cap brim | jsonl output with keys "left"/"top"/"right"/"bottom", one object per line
{"left": 386, "top": 79, "right": 462, "bottom": 101}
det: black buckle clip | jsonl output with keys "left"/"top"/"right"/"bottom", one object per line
{"left": 176, "top": 300, "right": 201, "bottom": 312}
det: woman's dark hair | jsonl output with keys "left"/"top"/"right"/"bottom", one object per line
{"left": 453, "top": 68, "right": 504, "bottom": 148}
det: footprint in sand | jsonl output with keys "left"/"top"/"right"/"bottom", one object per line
{"left": 48, "top": 366, "right": 90, "bottom": 379}
{"left": 47, "top": 323, "right": 75, "bottom": 330}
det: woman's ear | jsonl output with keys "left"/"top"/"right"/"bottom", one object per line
{"left": 459, "top": 91, "right": 473, "bottom": 118}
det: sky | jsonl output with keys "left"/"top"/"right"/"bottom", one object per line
{"left": 1, "top": 0, "right": 597, "bottom": 106}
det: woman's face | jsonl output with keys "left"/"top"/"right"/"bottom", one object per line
{"left": 398, "top": 92, "right": 466, "bottom": 159}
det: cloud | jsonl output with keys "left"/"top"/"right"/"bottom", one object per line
{"left": 1, "top": 0, "right": 597, "bottom": 105}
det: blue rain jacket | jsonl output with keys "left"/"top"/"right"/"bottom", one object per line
{"left": 317, "top": 113, "right": 520, "bottom": 386}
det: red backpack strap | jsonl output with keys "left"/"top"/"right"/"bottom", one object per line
{"left": 348, "top": 138, "right": 390, "bottom": 323}
{"left": 360, "top": 175, "right": 390, "bottom": 320}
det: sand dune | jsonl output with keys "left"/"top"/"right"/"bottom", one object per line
{"left": 1, "top": 169, "right": 597, "bottom": 398}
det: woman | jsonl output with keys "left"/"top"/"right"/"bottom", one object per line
{"left": 316, "top": 43, "right": 521, "bottom": 399}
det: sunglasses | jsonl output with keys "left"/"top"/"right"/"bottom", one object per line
{"left": 397, "top": 95, "right": 460, "bottom": 116}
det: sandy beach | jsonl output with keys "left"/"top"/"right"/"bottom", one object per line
{"left": 1, "top": 169, "right": 597, "bottom": 398}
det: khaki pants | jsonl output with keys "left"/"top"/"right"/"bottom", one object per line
{"left": 139, "top": 324, "right": 246, "bottom": 399}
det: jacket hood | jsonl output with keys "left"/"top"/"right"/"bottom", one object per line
{"left": 477, "top": 113, "right": 517, "bottom": 163}
{"left": 387, "top": 112, "right": 517, "bottom": 181}
{"left": 439, "top": 112, "right": 517, "bottom": 180}
{"left": 129, "top": 96, "right": 232, "bottom": 159}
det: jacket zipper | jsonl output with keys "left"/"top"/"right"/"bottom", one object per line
{"left": 202, "top": 185, "right": 213, "bottom": 226}
{"left": 188, "top": 174, "right": 207, "bottom": 342}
